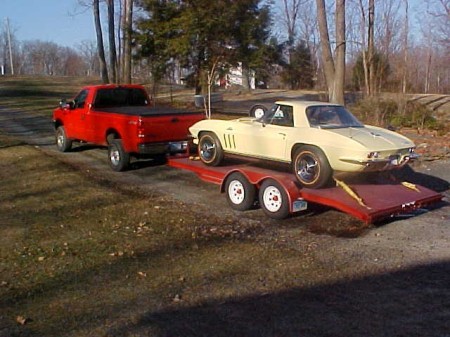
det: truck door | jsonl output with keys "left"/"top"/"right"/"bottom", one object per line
{"left": 64, "top": 89, "right": 90, "bottom": 140}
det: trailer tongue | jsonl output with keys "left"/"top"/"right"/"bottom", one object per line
{"left": 168, "top": 157, "right": 442, "bottom": 223}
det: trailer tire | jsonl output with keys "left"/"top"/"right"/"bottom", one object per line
{"left": 55, "top": 126, "right": 72, "bottom": 152}
{"left": 249, "top": 104, "right": 268, "bottom": 119}
{"left": 108, "top": 139, "right": 130, "bottom": 172}
{"left": 293, "top": 145, "right": 332, "bottom": 189}
{"left": 259, "top": 179, "right": 290, "bottom": 220}
{"left": 225, "top": 172, "right": 256, "bottom": 211}
{"left": 198, "top": 132, "right": 224, "bottom": 166}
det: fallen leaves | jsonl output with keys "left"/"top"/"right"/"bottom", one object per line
{"left": 16, "top": 315, "right": 31, "bottom": 325}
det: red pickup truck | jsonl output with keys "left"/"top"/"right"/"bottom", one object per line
{"left": 53, "top": 84, "right": 203, "bottom": 171}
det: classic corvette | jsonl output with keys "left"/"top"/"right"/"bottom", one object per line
{"left": 189, "top": 101, "right": 418, "bottom": 188}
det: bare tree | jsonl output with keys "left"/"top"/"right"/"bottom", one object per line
{"left": 316, "top": 0, "right": 346, "bottom": 104}
{"left": 107, "top": 0, "right": 118, "bottom": 83}
{"left": 93, "top": 0, "right": 109, "bottom": 83}
{"left": 122, "top": 0, "right": 133, "bottom": 84}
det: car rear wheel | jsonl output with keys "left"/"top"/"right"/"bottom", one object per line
{"left": 258, "top": 179, "right": 290, "bottom": 220}
{"left": 293, "top": 145, "right": 332, "bottom": 189}
{"left": 108, "top": 139, "right": 130, "bottom": 172}
{"left": 198, "top": 132, "right": 224, "bottom": 166}
{"left": 225, "top": 172, "right": 256, "bottom": 211}
{"left": 55, "top": 126, "right": 72, "bottom": 152}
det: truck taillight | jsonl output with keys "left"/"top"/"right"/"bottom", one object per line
{"left": 138, "top": 117, "right": 145, "bottom": 138}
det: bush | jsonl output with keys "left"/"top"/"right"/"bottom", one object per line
{"left": 349, "top": 98, "right": 445, "bottom": 133}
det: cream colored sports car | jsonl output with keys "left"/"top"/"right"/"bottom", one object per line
{"left": 189, "top": 101, "right": 418, "bottom": 188}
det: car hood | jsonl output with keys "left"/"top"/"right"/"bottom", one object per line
{"left": 327, "top": 126, "right": 414, "bottom": 149}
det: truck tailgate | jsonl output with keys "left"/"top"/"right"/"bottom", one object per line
{"left": 139, "top": 111, "right": 204, "bottom": 142}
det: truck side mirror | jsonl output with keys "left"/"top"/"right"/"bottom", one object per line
{"left": 59, "top": 99, "right": 74, "bottom": 110}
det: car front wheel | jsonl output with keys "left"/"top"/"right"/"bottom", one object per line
{"left": 198, "top": 132, "right": 224, "bottom": 166}
{"left": 293, "top": 145, "right": 332, "bottom": 189}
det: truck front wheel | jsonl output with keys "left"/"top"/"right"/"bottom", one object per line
{"left": 108, "top": 139, "right": 130, "bottom": 172}
{"left": 55, "top": 126, "right": 72, "bottom": 152}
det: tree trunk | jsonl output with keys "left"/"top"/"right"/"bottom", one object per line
{"left": 93, "top": 0, "right": 109, "bottom": 83}
{"left": 122, "top": 0, "right": 133, "bottom": 84}
{"left": 334, "top": 0, "right": 346, "bottom": 105}
{"left": 316, "top": 0, "right": 345, "bottom": 104}
{"left": 107, "top": 0, "right": 118, "bottom": 83}
{"left": 368, "top": 0, "right": 375, "bottom": 95}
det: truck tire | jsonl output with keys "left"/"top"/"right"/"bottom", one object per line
{"left": 225, "top": 172, "right": 256, "bottom": 211}
{"left": 108, "top": 139, "right": 130, "bottom": 172}
{"left": 198, "top": 132, "right": 224, "bottom": 166}
{"left": 258, "top": 179, "right": 290, "bottom": 220}
{"left": 249, "top": 104, "right": 268, "bottom": 119}
{"left": 55, "top": 126, "right": 72, "bottom": 152}
{"left": 293, "top": 145, "right": 332, "bottom": 189}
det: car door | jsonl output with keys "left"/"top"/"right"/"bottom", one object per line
{"left": 246, "top": 105, "right": 294, "bottom": 161}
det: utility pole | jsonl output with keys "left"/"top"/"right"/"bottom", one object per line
{"left": 5, "top": 17, "right": 14, "bottom": 75}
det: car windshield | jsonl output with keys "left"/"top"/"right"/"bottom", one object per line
{"left": 306, "top": 105, "right": 364, "bottom": 128}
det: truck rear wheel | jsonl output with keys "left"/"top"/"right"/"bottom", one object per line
{"left": 108, "top": 139, "right": 130, "bottom": 172}
{"left": 225, "top": 172, "right": 256, "bottom": 211}
{"left": 198, "top": 132, "right": 224, "bottom": 166}
{"left": 55, "top": 126, "right": 72, "bottom": 152}
{"left": 258, "top": 179, "right": 290, "bottom": 220}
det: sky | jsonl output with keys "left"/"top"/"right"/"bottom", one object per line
{"left": 2, "top": 0, "right": 95, "bottom": 47}
{"left": 2, "top": 0, "right": 430, "bottom": 49}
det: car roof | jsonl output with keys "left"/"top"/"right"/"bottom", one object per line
{"left": 274, "top": 100, "right": 342, "bottom": 109}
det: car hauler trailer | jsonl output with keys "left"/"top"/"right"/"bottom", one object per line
{"left": 167, "top": 156, "right": 443, "bottom": 223}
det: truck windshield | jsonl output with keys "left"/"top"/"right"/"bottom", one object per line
{"left": 306, "top": 105, "right": 364, "bottom": 129}
{"left": 93, "top": 88, "right": 149, "bottom": 108}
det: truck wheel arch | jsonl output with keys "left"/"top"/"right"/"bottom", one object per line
{"left": 106, "top": 130, "right": 121, "bottom": 144}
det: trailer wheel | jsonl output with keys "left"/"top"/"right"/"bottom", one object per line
{"left": 225, "top": 172, "right": 256, "bottom": 211}
{"left": 198, "top": 132, "right": 224, "bottom": 166}
{"left": 55, "top": 126, "right": 72, "bottom": 152}
{"left": 259, "top": 179, "right": 290, "bottom": 220}
{"left": 108, "top": 139, "right": 130, "bottom": 172}
{"left": 249, "top": 104, "right": 268, "bottom": 119}
{"left": 293, "top": 145, "right": 332, "bottom": 189}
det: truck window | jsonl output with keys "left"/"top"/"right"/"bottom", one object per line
{"left": 74, "top": 90, "right": 88, "bottom": 109}
{"left": 93, "top": 88, "right": 149, "bottom": 109}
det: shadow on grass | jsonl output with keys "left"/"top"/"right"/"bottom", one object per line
{"left": 108, "top": 261, "right": 450, "bottom": 337}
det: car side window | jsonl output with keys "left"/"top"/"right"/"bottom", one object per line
{"left": 266, "top": 105, "right": 294, "bottom": 127}
{"left": 73, "top": 90, "right": 88, "bottom": 109}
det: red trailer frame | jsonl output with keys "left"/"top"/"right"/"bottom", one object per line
{"left": 167, "top": 156, "right": 443, "bottom": 223}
